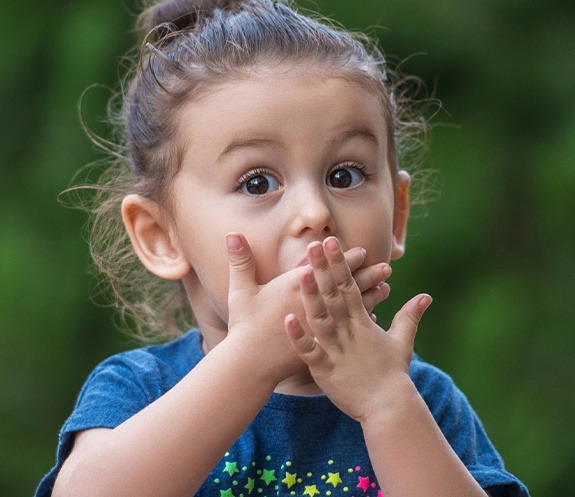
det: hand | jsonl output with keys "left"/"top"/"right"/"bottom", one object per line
{"left": 284, "top": 236, "right": 432, "bottom": 421}
{"left": 225, "top": 233, "right": 392, "bottom": 384}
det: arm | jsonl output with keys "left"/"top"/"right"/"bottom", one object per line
{"left": 285, "top": 237, "right": 490, "bottom": 497}
{"left": 53, "top": 332, "right": 279, "bottom": 497}
{"left": 53, "top": 235, "right": 387, "bottom": 497}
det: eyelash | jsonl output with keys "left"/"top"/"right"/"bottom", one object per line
{"left": 331, "top": 161, "right": 372, "bottom": 179}
{"left": 236, "top": 168, "right": 280, "bottom": 189}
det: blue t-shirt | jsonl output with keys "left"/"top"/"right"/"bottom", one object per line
{"left": 36, "top": 330, "right": 529, "bottom": 497}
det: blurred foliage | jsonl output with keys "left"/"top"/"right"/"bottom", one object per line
{"left": 0, "top": 0, "right": 573, "bottom": 495}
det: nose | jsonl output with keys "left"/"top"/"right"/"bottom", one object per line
{"left": 288, "top": 185, "right": 336, "bottom": 238}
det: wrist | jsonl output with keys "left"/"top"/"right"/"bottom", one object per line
{"left": 218, "top": 329, "right": 292, "bottom": 388}
{"left": 357, "top": 373, "right": 421, "bottom": 430}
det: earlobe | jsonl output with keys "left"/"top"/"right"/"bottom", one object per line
{"left": 391, "top": 170, "right": 410, "bottom": 260}
{"left": 121, "top": 194, "right": 191, "bottom": 280}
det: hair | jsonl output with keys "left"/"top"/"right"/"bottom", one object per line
{"left": 72, "top": 0, "right": 429, "bottom": 342}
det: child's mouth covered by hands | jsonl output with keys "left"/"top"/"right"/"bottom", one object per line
{"left": 224, "top": 232, "right": 394, "bottom": 388}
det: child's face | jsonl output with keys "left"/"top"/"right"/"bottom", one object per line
{"left": 168, "top": 68, "right": 407, "bottom": 329}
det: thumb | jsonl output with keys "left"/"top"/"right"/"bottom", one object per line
{"left": 388, "top": 294, "right": 432, "bottom": 350}
{"left": 227, "top": 232, "right": 257, "bottom": 296}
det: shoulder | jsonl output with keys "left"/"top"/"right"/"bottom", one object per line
{"left": 409, "top": 353, "right": 473, "bottom": 415}
{"left": 68, "top": 329, "right": 204, "bottom": 431}
{"left": 408, "top": 355, "right": 530, "bottom": 496}
{"left": 408, "top": 354, "right": 488, "bottom": 453}
{"left": 92, "top": 328, "right": 204, "bottom": 381}
{"left": 33, "top": 330, "right": 205, "bottom": 497}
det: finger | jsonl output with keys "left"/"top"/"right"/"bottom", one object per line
{"left": 343, "top": 246, "right": 367, "bottom": 273}
{"left": 284, "top": 314, "right": 326, "bottom": 368}
{"left": 323, "top": 237, "right": 365, "bottom": 318}
{"left": 388, "top": 294, "right": 432, "bottom": 350}
{"left": 226, "top": 232, "right": 257, "bottom": 297}
{"left": 298, "top": 265, "right": 338, "bottom": 342}
{"left": 307, "top": 241, "right": 347, "bottom": 321}
{"left": 353, "top": 263, "right": 392, "bottom": 294}
{"left": 361, "top": 282, "right": 390, "bottom": 313}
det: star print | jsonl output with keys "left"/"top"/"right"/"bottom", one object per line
{"left": 282, "top": 471, "right": 298, "bottom": 489}
{"left": 260, "top": 468, "right": 277, "bottom": 485}
{"left": 326, "top": 472, "right": 342, "bottom": 487}
{"left": 377, "top": 491, "right": 385, "bottom": 497}
{"left": 220, "top": 489, "right": 235, "bottom": 497}
{"left": 357, "top": 476, "right": 371, "bottom": 492}
{"left": 223, "top": 461, "right": 239, "bottom": 476}
{"left": 244, "top": 477, "right": 255, "bottom": 494}
{"left": 303, "top": 485, "right": 320, "bottom": 496}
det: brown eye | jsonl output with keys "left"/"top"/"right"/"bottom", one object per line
{"left": 328, "top": 169, "right": 352, "bottom": 188}
{"left": 246, "top": 175, "right": 270, "bottom": 194}
{"left": 327, "top": 164, "right": 365, "bottom": 189}
{"left": 238, "top": 170, "right": 281, "bottom": 195}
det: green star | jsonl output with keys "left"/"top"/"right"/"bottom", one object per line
{"left": 303, "top": 485, "right": 320, "bottom": 496}
{"left": 260, "top": 468, "right": 277, "bottom": 485}
{"left": 282, "top": 471, "right": 298, "bottom": 489}
{"left": 326, "top": 472, "right": 342, "bottom": 487}
{"left": 223, "top": 461, "right": 240, "bottom": 476}
{"left": 220, "top": 489, "right": 235, "bottom": 497}
{"left": 244, "top": 477, "right": 255, "bottom": 494}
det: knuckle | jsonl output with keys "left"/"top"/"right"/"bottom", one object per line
{"left": 323, "top": 284, "right": 341, "bottom": 303}
{"left": 229, "top": 253, "right": 253, "bottom": 271}
{"left": 339, "top": 275, "right": 357, "bottom": 294}
{"left": 404, "top": 310, "right": 420, "bottom": 329}
{"left": 311, "top": 307, "right": 333, "bottom": 326}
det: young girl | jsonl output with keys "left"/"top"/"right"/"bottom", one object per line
{"left": 36, "top": 1, "right": 530, "bottom": 496}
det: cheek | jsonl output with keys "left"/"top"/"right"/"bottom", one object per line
{"left": 183, "top": 251, "right": 231, "bottom": 323}
{"left": 249, "top": 243, "right": 281, "bottom": 285}
{"left": 345, "top": 204, "right": 394, "bottom": 263}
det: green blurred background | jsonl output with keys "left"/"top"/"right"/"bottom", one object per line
{"left": 1, "top": 0, "right": 573, "bottom": 495}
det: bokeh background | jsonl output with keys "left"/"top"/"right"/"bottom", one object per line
{"left": 1, "top": 0, "right": 573, "bottom": 495}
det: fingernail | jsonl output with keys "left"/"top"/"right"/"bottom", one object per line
{"left": 418, "top": 294, "right": 433, "bottom": 311}
{"left": 300, "top": 265, "right": 315, "bottom": 283}
{"left": 309, "top": 242, "right": 323, "bottom": 257}
{"left": 381, "top": 264, "right": 392, "bottom": 279}
{"left": 226, "top": 233, "right": 242, "bottom": 251}
{"left": 378, "top": 282, "right": 390, "bottom": 295}
{"left": 325, "top": 237, "right": 339, "bottom": 252}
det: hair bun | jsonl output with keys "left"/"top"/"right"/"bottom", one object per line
{"left": 140, "top": 0, "right": 243, "bottom": 41}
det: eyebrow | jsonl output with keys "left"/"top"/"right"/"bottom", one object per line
{"left": 217, "top": 126, "right": 380, "bottom": 162}
{"left": 333, "top": 127, "right": 379, "bottom": 146}
{"left": 217, "top": 138, "right": 281, "bottom": 162}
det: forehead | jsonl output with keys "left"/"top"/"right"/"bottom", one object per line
{"left": 177, "top": 67, "right": 389, "bottom": 159}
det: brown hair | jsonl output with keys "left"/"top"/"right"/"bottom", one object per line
{"left": 75, "top": 0, "right": 428, "bottom": 342}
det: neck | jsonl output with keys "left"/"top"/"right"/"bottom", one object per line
{"left": 274, "top": 373, "right": 323, "bottom": 396}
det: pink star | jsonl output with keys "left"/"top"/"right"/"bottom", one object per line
{"left": 357, "top": 476, "right": 371, "bottom": 493}
{"left": 377, "top": 491, "right": 385, "bottom": 497}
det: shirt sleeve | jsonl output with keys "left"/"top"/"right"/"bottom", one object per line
{"left": 34, "top": 351, "right": 167, "bottom": 497}
{"left": 409, "top": 356, "right": 530, "bottom": 497}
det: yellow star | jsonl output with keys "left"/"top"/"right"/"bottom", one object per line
{"left": 303, "top": 485, "right": 320, "bottom": 496}
{"left": 282, "top": 471, "right": 298, "bottom": 489}
{"left": 326, "top": 472, "right": 342, "bottom": 487}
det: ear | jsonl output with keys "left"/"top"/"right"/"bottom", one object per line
{"left": 391, "top": 170, "right": 410, "bottom": 260}
{"left": 121, "top": 194, "right": 191, "bottom": 280}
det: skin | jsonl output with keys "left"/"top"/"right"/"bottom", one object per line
{"left": 52, "top": 67, "right": 489, "bottom": 497}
